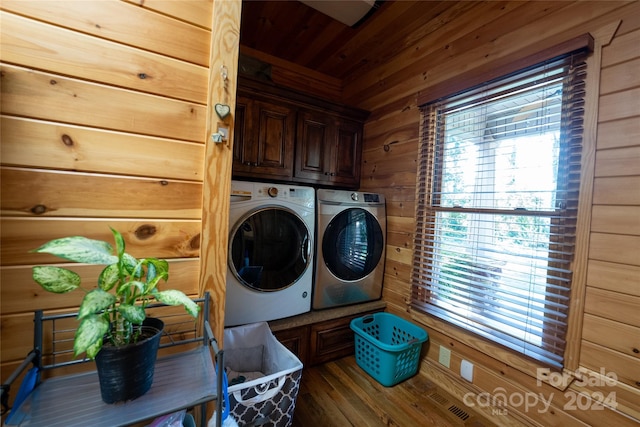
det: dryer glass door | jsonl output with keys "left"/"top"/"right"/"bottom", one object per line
{"left": 229, "top": 207, "right": 311, "bottom": 292}
{"left": 322, "top": 208, "right": 384, "bottom": 281}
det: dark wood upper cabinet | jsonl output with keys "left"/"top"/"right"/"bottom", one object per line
{"left": 232, "top": 96, "right": 252, "bottom": 175}
{"left": 232, "top": 95, "right": 296, "bottom": 179}
{"left": 232, "top": 77, "right": 368, "bottom": 189}
{"left": 294, "top": 111, "right": 362, "bottom": 188}
{"left": 294, "top": 109, "right": 334, "bottom": 182}
{"left": 332, "top": 118, "right": 362, "bottom": 186}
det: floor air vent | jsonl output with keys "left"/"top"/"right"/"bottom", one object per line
{"left": 448, "top": 405, "right": 470, "bottom": 421}
{"left": 427, "top": 391, "right": 450, "bottom": 406}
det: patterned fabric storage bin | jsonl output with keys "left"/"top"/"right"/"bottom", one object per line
{"left": 223, "top": 322, "right": 303, "bottom": 427}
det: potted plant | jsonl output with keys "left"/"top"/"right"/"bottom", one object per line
{"left": 31, "top": 227, "right": 200, "bottom": 403}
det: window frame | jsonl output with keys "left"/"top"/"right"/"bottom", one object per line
{"left": 411, "top": 34, "right": 596, "bottom": 377}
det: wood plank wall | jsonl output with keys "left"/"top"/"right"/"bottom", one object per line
{"left": 343, "top": 1, "right": 639, "bottom": 426}
{"left": 1, "top": 1, "right": 637, "bottom": 425}
{"left": 0, "top": 0, "right": 238, "bottom": 398}
{"left": 581, "top": 16, "right": 640, "bottom": 419}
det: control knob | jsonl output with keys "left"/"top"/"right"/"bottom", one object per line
{"left": 267, "top": 187, "right": 279, "bottom": 198}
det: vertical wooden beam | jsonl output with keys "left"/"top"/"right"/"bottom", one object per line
{"left": 199, "top": 0, "right": 241, "bottom": 347}
{"left": 563, "top": 19, "right": 621, "bottom": 373}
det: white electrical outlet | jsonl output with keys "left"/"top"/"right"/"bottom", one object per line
{"left": 438, "top": 345, "right": 451, "bottom": 368}
{"left": 461, "top": 359, "right": 474, "bottom": 382}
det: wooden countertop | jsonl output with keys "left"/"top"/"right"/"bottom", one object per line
{"left": 268, "top": 300, "right": 387, "bottom": 332}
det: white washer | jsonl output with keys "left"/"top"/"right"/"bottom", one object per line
{"left": 225, "top": 180, "right": 315, "bottom": 326}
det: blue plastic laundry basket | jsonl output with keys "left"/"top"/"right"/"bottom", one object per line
{"left": 350, "top": 313, "right": 428, "bottom": 387}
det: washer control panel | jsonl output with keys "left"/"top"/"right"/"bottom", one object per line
{"left": 230, "top": 180, "right": 315, "bottom": 207}
{"left": 267, "top": 187, "right": 279, "bottom": 198}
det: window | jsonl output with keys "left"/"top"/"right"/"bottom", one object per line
{"left": 412, "top": 48, "right": 590, "bottom": 369}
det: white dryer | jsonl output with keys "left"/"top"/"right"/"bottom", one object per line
{"left": 313, "top": 189, "right": 386, "bottom": 309}
{"left": 225, "top": 180, "right": 315, "bottom": 326}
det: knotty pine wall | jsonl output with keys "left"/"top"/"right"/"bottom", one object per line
{"left": 2, "top": 0, "right": 638, "bottom": 425}
{"left": 0, "top": 0, "right": 240, "bottom": 394}
{"left": 346, "top": 2, "right": 639, "bottom": 426}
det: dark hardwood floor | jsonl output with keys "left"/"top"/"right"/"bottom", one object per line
{"left": 292, "top": 356, "right": 493, "bottom": 427}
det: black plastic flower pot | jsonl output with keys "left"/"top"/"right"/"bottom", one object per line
{"left": 94, "top": 317, "right": 164, "bottom": 404}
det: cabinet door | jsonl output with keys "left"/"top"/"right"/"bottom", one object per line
{"left": 308, "top": 309, "right": 383, "bottom": 366}
{"left": 331, "top": 119, "right": 362, "bottom": 187}
{"left": 232, "top": 96, "right": 255, "bottom": 175}
{"left": 294, "top": 110, "right": 333, "bottom": 182}
{"left": 253, "top": 100, "right": 295, "bottom": 178}
{"left": 232, "top": 97, "right": 296, "bottom": 180}
{"left": 273, "top": 326, "right": 310, "bottom": 366}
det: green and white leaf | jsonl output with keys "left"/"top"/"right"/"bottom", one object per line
{"left": 74, "top": 315, "right": 109, "bottom": 358}
{"left": 32, "top": 266, "right": 81, "bottom": 293}
{"left": 155, "top": 290, "right": 200, "bottom": 317}
{"left": 98, "top": 264, "right": 120, "bottom": 291}
{"left": 122, "top": 253, "right": 139, "bottom": 275}
{"left": 78, "top": 289, "right": 117, "bottom": 319}
{"left": 143, "top": 271, "right": 168, "bottom": 294}
{"left": 85, "top": 336, "right": 103, "bottom": 360}
{"left": 111, "top": 227, "right": 126, "bottom": 259}
{"left": 117, "top": 280, "right": 145, "bottom": 298}
{"left": 118, "top": 304, "right": 146, "bottom": 324}
{"left": 146, "top": 261, "right": 157, "bottom": 283}
{"left": 33, "top": 236, "right": 117, "bottom": 265}
{"left": 129, "top": 258, "right": 146, "bottom": 279}
{"left": 146, "top": 258, "right": 169, "bottom": 280}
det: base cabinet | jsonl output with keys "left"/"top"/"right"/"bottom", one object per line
{"left": 274, "top": 325, "right": 310, "bottom": 366}
{"left": 272, "top": 309, "right": 382, "bottom": 367}
{"left": 309, "top": 315, "right": 360, "bottom": 366}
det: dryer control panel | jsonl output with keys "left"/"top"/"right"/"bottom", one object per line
{"left": 363, "top": 193, "right": 381, "bottom": 203}
{"left": 317, "top": 189, "right": 385, "bottom": 206}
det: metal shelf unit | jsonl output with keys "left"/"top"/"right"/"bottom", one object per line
{"left": 2, "top": 293, "right": 224, "bottom": 427}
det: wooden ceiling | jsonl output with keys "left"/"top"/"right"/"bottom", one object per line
{"left": 239, "top": 0, "right": 472, "bottom": 83}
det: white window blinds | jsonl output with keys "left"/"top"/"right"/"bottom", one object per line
{"left": 412, "top": 48, "right": 589, "bottom": 369}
